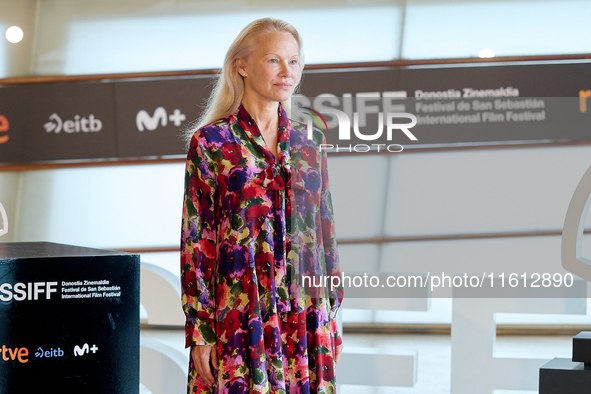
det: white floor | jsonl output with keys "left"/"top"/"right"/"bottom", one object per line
{"left": 140, "top": 328, "right": 573, "bottom": 393}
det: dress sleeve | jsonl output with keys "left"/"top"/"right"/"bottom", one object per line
{"left": 319, "top": 133, "right": 343, "bottom": 345}
{"left": 181, "top": 129, "right": 218, "bottom": 348}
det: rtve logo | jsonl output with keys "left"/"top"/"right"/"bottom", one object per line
{"left": 1, "top": 345, "right": 29, "bottom": 364}
{"left": 0, "top": 114, "right": 8, "bottom": 144}
{"left": 580, "top": 90, "right": 591, "bottom": 113}
{"left": 44, "top": 113, "right": 103, "bottom": 133}
{"left": 136, "top": 107, "right": 186, "bottom": 132}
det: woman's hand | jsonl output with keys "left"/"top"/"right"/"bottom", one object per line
{"left": 191, "top": 345, "right": 218, "bottom": 388}
{"left": 335, "top": 343, "right": 344, "bottom": 365}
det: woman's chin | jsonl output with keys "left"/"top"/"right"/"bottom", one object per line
{"left": 275, "top": 93, "right": 294, "bottom": 103}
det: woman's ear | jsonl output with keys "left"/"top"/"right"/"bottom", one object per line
{"left": 236, "top": 58, "right": 247, "bottom": 78}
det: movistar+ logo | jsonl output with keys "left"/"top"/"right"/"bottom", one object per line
{"left": 74, "top": 343, "right": 98, "bottom": 357}
{"left": 136, "top": 107, "right": 186, "bottom": 132}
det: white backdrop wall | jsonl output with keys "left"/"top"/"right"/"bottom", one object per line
{"left": 0, "top": 0, "right": 36, "bottom": 77}
{"left": 2, "top": 0, "right": 591, "bottom": 78}
{"left": 32, "top": 0, "right": 404, "bottom": 75}
{"left": 2, "top": 146, "right": 591, "bottom": 325}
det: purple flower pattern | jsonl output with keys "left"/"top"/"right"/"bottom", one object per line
{"left": 181, "top": 103, "right": 342, "bottom": 394}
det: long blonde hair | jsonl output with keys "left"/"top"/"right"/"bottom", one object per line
{"left": 183, "top": 17, "right": 305, "bottom": 146}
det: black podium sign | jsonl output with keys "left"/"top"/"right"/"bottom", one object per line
{"left": 0, "top": 242, "right": 140, "bottom": 393}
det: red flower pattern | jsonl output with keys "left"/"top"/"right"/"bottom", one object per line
{"left": 181, "top": 104, "right": 342, "bottom": 394}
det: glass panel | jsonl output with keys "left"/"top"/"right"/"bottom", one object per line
{"left": 35, "top": 4, "right": 402, "bottom": 75}
{"left": 0, "top": 23, "right": 6, "bottom": 78}
{"left": 328, "top": 155, "right": 389, "bottom": 239}
{"left": 585, "top": 198, "right": 591, "bottom": 259}
{"left": 380, "top": 236, "right": 564, "bottom": 275}
{"left": 15, "top": 163, "right": 185, "bottom": 248}
{"left": 140, "top": 251, "right": 181, "bottom": 278}
{"left": 338, "top": 243, "right": 381, "bottom": 273}
{"left": 342, "top": 308, "right": 374, "bottom": 323}
{"left": 373, "top": 298, "right": 452, "bottom": 324}
{"left": 384, "top": 146, "right": 591, "bottom": 236}
{"left": 403, "top": 0, "right": 591, "bottom": 59}
{"left": 338, "top": 235, "right": 591, "bottom": 324}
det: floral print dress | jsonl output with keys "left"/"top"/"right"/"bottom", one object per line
{"left": 181, "top": 103, "right": 343, "bottom": 394}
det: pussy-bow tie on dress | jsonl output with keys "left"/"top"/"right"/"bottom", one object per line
{"left": 237, "top": 104, "right": 306, "bottom": 323}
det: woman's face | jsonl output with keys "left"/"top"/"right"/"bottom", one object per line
{"left": 238, "top": 31, "right": 301, "bottom": 105}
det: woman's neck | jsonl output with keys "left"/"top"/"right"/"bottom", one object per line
{"left": 241, "top": 96, "right": 279, "bottom": 133}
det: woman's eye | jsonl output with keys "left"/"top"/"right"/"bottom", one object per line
{"left": 269, "top": 58, "right": 278, "bottom": 63}
{"left": 290, "top": 60, "right": 298, "bottom": 64}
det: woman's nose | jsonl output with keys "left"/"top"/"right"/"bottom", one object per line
{"left": 279, "top": 61, "right": 291, "bottom": 77}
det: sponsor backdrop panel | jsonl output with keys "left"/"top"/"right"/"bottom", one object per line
{"left": 114, "top": 77, "right": 212, "bottom": 157}
{"left": 0, "top": 86, "right": 29, "bottom": 164}
{"left": 301, "top": 63, "right": 589, "bottom": 98}
{"left": 297, "top": 63, "right": 591, "bottom": 148}
{"left": 0, "top": 61, "right": 589, "bottom": 165}
{"left": 303, "top": 68, "right": 402, "bottom": 97}
{"left": 25, "top": 82, "right": 118, "bottom": 163}
{"left": 0, "top": 242, "right": 140, "bottom": 394}
{"left": 291, "top": 96, "right": 586, "bottom": 147}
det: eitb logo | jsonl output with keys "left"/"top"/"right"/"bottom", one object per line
{"left": 293, "top": 91, "right": 418, "bottom": 153}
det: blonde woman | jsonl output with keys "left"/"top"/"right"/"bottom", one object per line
{"left": 181, "top": 17, "right": 343, "bottom": 394}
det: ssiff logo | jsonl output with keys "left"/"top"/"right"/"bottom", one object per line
{"left": 136, "top": 107, "right": 186, "bottom": 132}
{"left": 580, "top": 90, "right": 591, "bottom": 113}
{"left": 0, "top": 115, "right": 8, "bottom": 144}
{"left": 0, "top": 281, "right": 58, "bottom": 301}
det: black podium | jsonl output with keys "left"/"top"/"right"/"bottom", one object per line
{"left": 540, "top": 332, "right": 591, "bottom": 393}
{"left": 0, "top": 242, "right": 140, "bottom": 393}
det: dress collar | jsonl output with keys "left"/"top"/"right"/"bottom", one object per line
{"left": 235, "top": 103, "right": 290, "bottom": 165}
